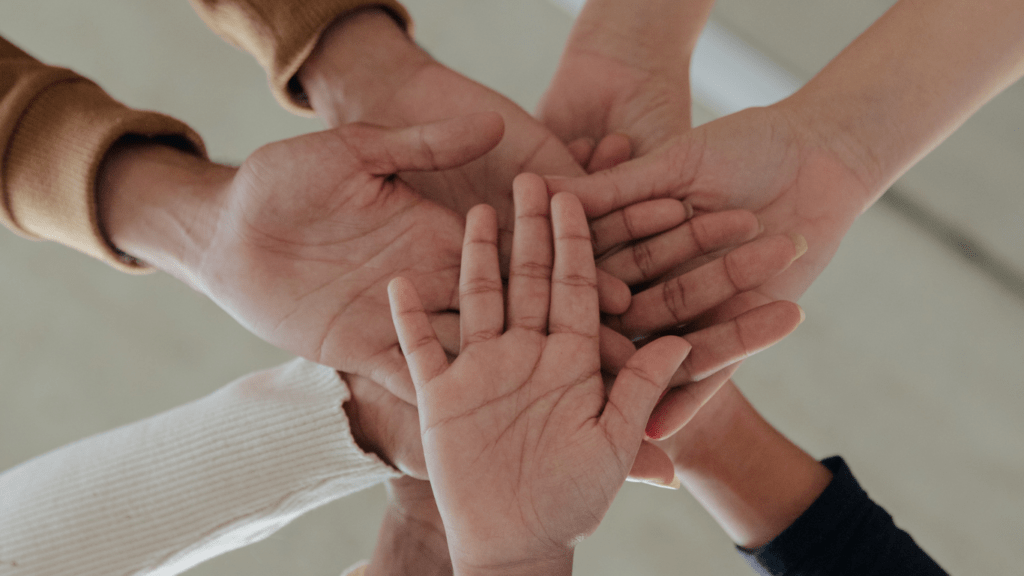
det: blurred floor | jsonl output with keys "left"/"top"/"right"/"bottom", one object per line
{"left": 1, "top": 1, "right": 1022, "bottom": 574}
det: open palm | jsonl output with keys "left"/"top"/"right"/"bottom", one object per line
{"left": 191, "top": 114, "right": 503, "bottom": 401}
{"left": 549, "top": 105, "right": 870, "bottom": 314}
{"left": 389, "top": 175, "right": 689, "bottom": 573}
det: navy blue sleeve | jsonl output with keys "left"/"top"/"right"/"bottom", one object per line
{"left": 736, "top": 456, "right": 948, "bottom": 576}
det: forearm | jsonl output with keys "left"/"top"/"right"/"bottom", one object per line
{"left": 364, "top": 479, "right": 452, "bottom": 576}
{"left": 573, "top": 0, "right": 715, "bottom": 62}
{"left": 96, "top": 138, "right": 233, "bottom": 288}
{"left": 298, "top": 8, "right": 430, "bottom": 127}
{"left": 664, "top": 381, "right": 831, "bottom": 548}
{"left": 0, "top": 359, "right": 399, "bottom": 575}
{"left": 785, "top": 0, "right": 1024, "bottom": 203}
{"left": 1, "top": 35, "right": 206, "bottom": 273}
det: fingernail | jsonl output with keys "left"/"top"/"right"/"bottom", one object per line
{"left": 789, "top": 234, "right": 808, "bottom": 260}
{"left": 756, "top": 216, "right": 766, "bottom": 235}
{"left": 643, "top": 474, "right": 681, "bottom": 490}
{"left": 798, "top": 305, "right": 806, "bottom": 324}
{"left": 681, "top": 200, "right": 694, "bottom": 221}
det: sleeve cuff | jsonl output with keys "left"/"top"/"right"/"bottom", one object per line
{"left": 0, "top": 358, "right": 401, "bottom": 575}
{"left": 188, "top": 0, "right": 411, "bottom": 115}
{"left": 3, "top": 77, "right": 206, "bottom": 273}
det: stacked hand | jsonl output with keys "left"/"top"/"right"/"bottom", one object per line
{"left": 389, "top": 175, "right": 691, "bottom": 574}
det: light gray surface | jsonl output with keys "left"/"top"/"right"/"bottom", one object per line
{"left": 1, "top": 1, "right": 1022, "bottom": 575}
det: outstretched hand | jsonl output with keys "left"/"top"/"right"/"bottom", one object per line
{"left": 389, "top": 175, "right": 690, "bottom": 575}
{"left": 547, "top": 105, "right": 869, "bottom": 314}
{"left": 192, "top": 114, "right": 504, "bottom": 403}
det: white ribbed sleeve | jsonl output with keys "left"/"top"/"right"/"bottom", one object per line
{"left": 0, "top": 358, "right": 400, "bottom": 575}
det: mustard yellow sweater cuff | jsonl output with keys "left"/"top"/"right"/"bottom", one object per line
{"left": 188, "top": 0, "right": 412, "bottom": 115}
{"left": 3, "top": 78, "right": 205, "bottom": 273}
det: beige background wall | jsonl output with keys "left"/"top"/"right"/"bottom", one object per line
{"left": 1, "top": 1, "right": 1022, "bottom": 574}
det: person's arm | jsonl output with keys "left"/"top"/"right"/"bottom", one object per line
{"left": 786, "top": 0, "right": 1024, "bottom": 202}
{"left": 95, "top": 113, "right": 503, "bottom": 400}
{"left": 538, "top": 0, "right": 716, "bottom": 155}
{"left": 294, "top": 8, "right": 587, "bottom": 261}
{"left": 546, "top": 0, "right": 1024, "bottom": 337}
{"left": 0, "top": 36, "right": 205, "bottom": 273}
{"left": 185, "top": 0, "right": 411, "bottom": 115}
{"left": 0, "top": 359, "right": 402, "bottom": 576}
{"left": 661, "top": 381, "right": 948, "bottom": 575}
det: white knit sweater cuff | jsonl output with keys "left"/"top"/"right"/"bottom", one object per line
{"left": 0, "top": 358, "right": 400, "bottom": 576}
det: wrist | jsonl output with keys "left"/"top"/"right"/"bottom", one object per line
{"left": 664, "top": 382, "right": 832, "bottom": 548}
{"left": 776, "top": 89, "right": 887, "bottom": 210}
{"left": 366, "top": 479, "right": 451, "bottom": 576}
{"left": 298, "top": 7, "right": 431, "bottom": 127}
{"left": 452, "top": 553, "right": 574, "bottom": 576}
{"left": 97, "top": 137, "right": 232, "bottom": 285}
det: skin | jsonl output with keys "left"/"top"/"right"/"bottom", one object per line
{"left": 98, "top": 114, "right": 505, "bottom": 405}
{"left": 538, "top": 0, "right": 1024, "bottom": 552}
{"left": 546, "top": 0, "right": 1024, "bottom": 315}
{"left": 389, "top": 176, "right": 692, "bottom": 576}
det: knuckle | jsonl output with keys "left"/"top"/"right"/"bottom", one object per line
{"left": 661, "top": 277, "right": 690, "bottom": 323}
{"left": 631, "top": 241, "right": 656, "bottom": 280}
{"left": 511, "top": 261, "right": 552, "bottom": 281}
{"left": 556, "top": 273, "right": 598, "bottom": 289}
{"left": 462, "top": 329, "right": 499, "bottom": 346}
{"left": 460, "top": 277, "right": 504, "bottom": 297}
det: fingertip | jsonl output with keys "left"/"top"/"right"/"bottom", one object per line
{"left": 513, "top": 172, "right": 548, "bottom": 198}
{"left": 789, "top": 233, "right": 808, "bottom": 260}
{"left": 567, "top": 137, "right": 597, "bottom": 167}
{"left": 550, "top": 190, "right": 585, "bottom": 214}
{"left": 597, "top": 270, "right": 631, "bottom": 315}
{"left": 466, "top": 203, "right": 499, "bottom": 232}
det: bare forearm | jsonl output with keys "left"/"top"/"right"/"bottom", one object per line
{"left": 664, "top": 381, "right": 831, "bottom": 548}
{"left": 787, "top": 0, "right": 1024, "bottom": 202}
{"left": 573, "top": 0, "right": 715, "bottom": 59}
{"left": 96, "top": 138, "right": 232, "bottom": 287}
{"left": 297, "top": 8, "right": 429, "bottom": 127}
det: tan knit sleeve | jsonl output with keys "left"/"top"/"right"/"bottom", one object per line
{"left": 0, "top": 37, "right": 206, "bottom": 273}
{"left": 187, "top": 0, "right": 411, "bottom": 115}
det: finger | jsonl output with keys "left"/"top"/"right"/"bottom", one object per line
{"left": 601, "top": 336, "right": 691, "bottom": 453}
{"left": 599, "top": 210, "right": 761, "bottom": 286}
{"left": 626, "top": 441, "right": 679, "bottom": 489}
{"left": 344, "top": 373, "right": 427, "bottom": 479}
{"left": 460, "top": 204, "right": 505, "bottom": 349}
{"left": 597, "top": 269, "right": 631, "bottom": 315}
{"left": 599, "top": 324, "right": 637, "bottom": 376}
{"left": 507, "top": 174, "right": 553, "bottom": 333}
{"left": 347, "top": 112, "right": 505, "bottom": 175}
{"left": 388, "top": 278, "right": 450, "bottom": 387}
{"left": 567, "top": 137, "right": 596, "bottom": 167}
{"left": 619, "top": 234, "right": 806, "bottom": 338}
{"left": 429, "top": 312, "right": 461, "bottom": 360}
{"left": 587, "top": 133, "right": 632, "bottom": 173}
{"left": 549, "top": 192, "right": 600, "bottom": 339}
{"left": 644, "top": 366, "right": 734, "bottom": 440}
{"left": 674, "top": 300, "right": 804, "bottom": 385}
{"left": 590, "top": 199, "right": 692, "bottom": 257}
{"left": 544, "top": 145, "right": 687, "bottom": 218}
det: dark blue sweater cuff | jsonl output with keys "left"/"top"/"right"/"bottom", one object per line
{"left": 736, "top": 456, "right": 947, "bottom": 576}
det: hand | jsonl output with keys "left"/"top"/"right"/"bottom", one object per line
{"left": 364, "top": 477, "right": 452, "bottom": 576}
{"left": 343, "top": 373, "right": 425, "bottom": 478}
{"left": 547, "top": 104, "right": 869, "bottom": 317}
{"left": 298, "top": 8, "right": 588, "bottom": 261}
{"left": 389, "top": 174, "right": 690, "bottom": 575}
{"left": 100, "top": 114, "right": 504, "bottom": 402}
{"left": 569, "top": 137, "right": 808, "bottom": 440}
{"left": 537, "top": 0, "right": 710, "bottom": 156}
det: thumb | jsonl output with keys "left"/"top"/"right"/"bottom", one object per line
{"left": 347, "top": 112, "right": 505, "bottom": 175}
{"left": 627, "top": 440, "right": 680, "bottom": 489}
